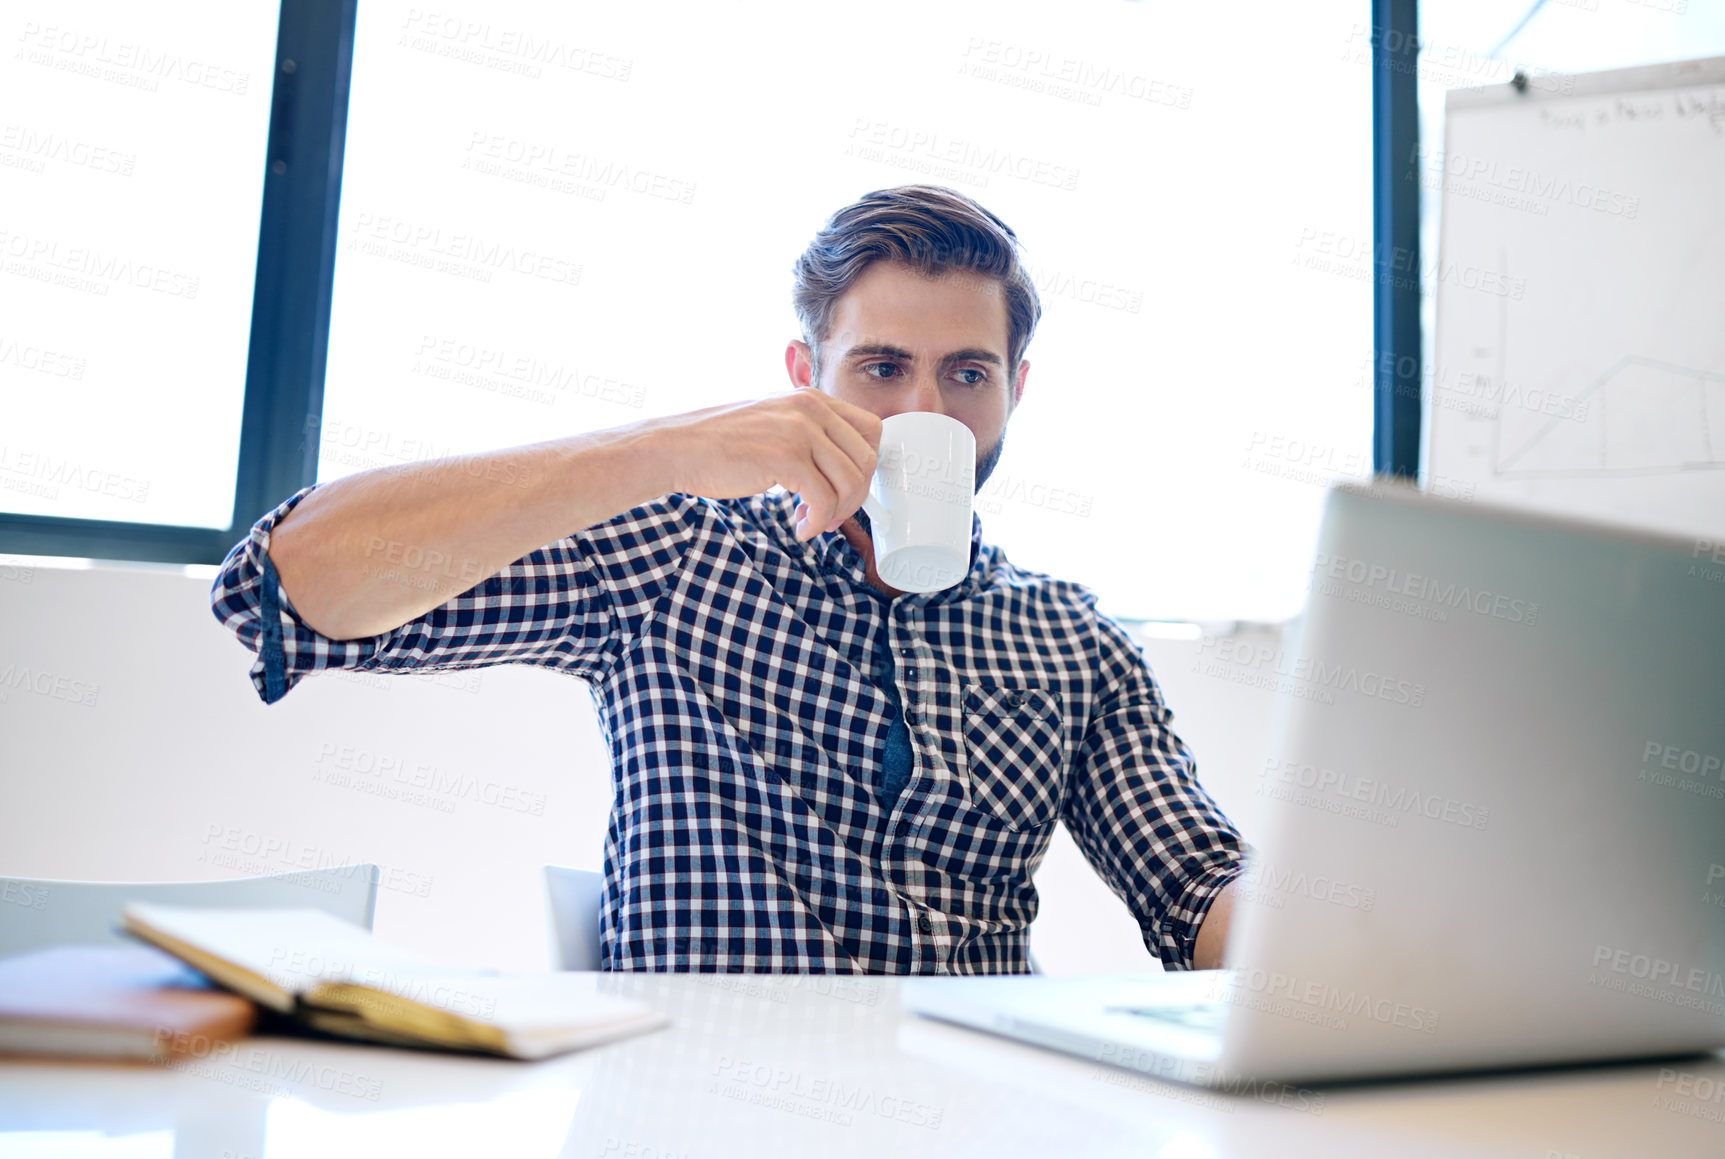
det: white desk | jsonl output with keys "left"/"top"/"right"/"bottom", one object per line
{"left": 1, "top": 974, "right": 1720, "bottom": 1158}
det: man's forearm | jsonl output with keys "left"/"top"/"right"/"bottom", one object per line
{"left": 269, "top": 420, "right": 680, "bottom": 641}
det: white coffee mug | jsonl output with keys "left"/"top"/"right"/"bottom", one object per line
{"left": 859, "top": 411, "right": 976, "bottom": 593}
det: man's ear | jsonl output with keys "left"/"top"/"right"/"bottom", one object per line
{"left": 785, "top": 340, "right": 815, "bottom": 389}
{"left": 1012, "top": 358, "right": 1030, "bottom": 410}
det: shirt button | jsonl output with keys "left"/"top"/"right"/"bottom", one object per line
{"left": 917, "top": 916, "right": 933, "bottom": 934}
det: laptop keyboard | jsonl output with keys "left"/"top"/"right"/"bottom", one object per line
{"left": 1104, "top": 1001, "right": 1227, "bottom": 1033}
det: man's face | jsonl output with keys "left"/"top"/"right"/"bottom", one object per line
{"left": 785, "top": 259, "right": 1028, "bottom": 492}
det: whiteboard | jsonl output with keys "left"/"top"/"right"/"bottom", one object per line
{"left": 1425, "top": 55, "right": 1725, "bottom": 543}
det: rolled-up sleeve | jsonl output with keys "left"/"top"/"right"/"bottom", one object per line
{"left": 1061, "top": 610, "right": 1248, "bottom": 971}
{"left": 209, "top": 483, "right": 706, "bottom": 705}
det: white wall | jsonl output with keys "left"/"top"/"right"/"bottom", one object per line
{"left": 0, "top": 556, "right": 1280, "bottom": 975}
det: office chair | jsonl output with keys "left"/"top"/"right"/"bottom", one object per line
{"left": 544, "top": 864, "right": 604, "bottom": 971}
{"left": 0, "top": 865, "right": 380, "bottom": 958}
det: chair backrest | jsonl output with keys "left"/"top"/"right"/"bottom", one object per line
{"left": 543, "top": 865, "right": 603, "bottom": 971}
{"left": 0, "top": 866, "right": 379, "bottom": 959}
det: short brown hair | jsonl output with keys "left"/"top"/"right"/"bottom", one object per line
{"left": 791, "top": 185, "right": 1042, "bottom": 382}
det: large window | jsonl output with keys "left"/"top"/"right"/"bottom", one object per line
{"left": 316, "top": 1, "right": 1373, "bottom": 623}
{"left": 0, "top": 1, "right": 281, "bottom": 530}
{"left": 18, "top": 5, "right": 1721, "bottom": 611}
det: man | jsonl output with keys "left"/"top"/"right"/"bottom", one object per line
{"left": 212, "top": 184, "right": 1245, "bottom": 974}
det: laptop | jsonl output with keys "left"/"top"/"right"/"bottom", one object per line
{"left": 902, "top": 481, "right": 1725, "bottom": 1086}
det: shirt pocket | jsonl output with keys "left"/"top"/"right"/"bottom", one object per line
{"left": 961, "top": 684, "right": 1066, "bottom": 832}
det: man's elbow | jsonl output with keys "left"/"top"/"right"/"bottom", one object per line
{"left": 1192, "top": 880, "right": 1238, "bottom": 970}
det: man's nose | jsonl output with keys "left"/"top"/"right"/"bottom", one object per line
{"left": 903, "top": 371, "right": 946, "bottom": 416}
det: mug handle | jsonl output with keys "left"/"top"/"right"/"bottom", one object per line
{"left": 861, "top": 491, "right": 888, "bottom": 527}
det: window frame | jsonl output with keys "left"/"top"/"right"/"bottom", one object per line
{"left": 0, "top": 0, "right": 357, "bottom": 565}
{"left": 1374, "top": 0, "right": 1423, "bottom": 479}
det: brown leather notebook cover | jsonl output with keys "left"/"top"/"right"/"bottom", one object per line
{"left": 0, "top": 944, "right": 256, "bottom": 1062}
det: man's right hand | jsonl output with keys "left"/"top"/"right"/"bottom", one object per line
{"left": 269, "top": 385, "right": 883, "bottom": 640}
{"left": 650, "top": 385, "right": 882, "bottom": 542}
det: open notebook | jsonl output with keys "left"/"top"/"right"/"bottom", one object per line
{"left": 121, "top": 903, "right": 667, "bottom": 1060}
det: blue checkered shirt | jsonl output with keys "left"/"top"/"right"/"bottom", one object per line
{"left": 211, "top": 484, "right": 1246, "bottom": 974}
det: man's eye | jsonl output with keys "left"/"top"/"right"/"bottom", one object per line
{"left": 953, "top": 368, "right": 986, "bottom": 386}
{"left": 862, "top": 362, "right": 899, "bottom": 380}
